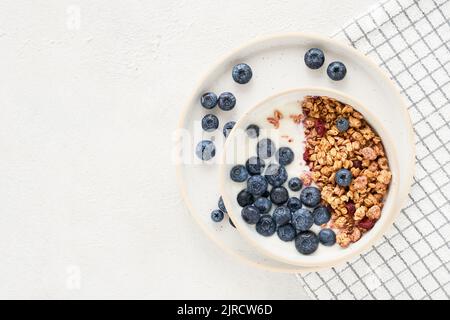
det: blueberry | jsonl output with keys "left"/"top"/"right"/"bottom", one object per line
{"left": 275, "top": 147, "right": 294, "bottom": 166}
{"left": 313, "top": 205, "right": 331, "bottom": 225}
{"left": 256, "top": 215, "right": 276, "bottom": 236}
{"left": 300, "top": 186, "right": 321, "bottom": 207}
{"left": 287, "top": 197, "right": 302, "bottom": 212}
{"left": 327, "top": 61, "right": 347, "bottom": 81}
{"left": 195, "top": 140, "right": 216, "bottom": 160}
{"left": 201, "top": 92, "right": 218, "bottom": 109}
{"left": 295, "top": 231, "right": 319, "bottom": 255}
{"left": 257, "top": 138, "right": 275, "bottom": 159}
{"left": 318, "top": 228, "right": 336, "bottom": 246}
{"left": 245, "top": 156, "right": 265, "bottom": 175}
{"left": 241, "top": 205, "right": 260, "bottom": 224}
{"left": 246, "top": 124, "right": 260, "bottom": 138}
{"left": 336, "top": 117, "right": 349, "bottom": 132}
{"left": 223, "top": 121, "right": 236, "bottom": 138}
{"left": 304, "top": 48, "right": 325, "bottom": 69}
{"left": 273, "top": 206, "right": 292, "bottom": 226}
{"left": 230, "top": 165, "right": 248, "bottom": 182}
{"left": 288, "top": 177, "right": 303, "bottom": 191}
{"left": 211, "top": 209, "right": 224, "bottom": 222}
{"left": 247, "top": 175, "right": 268, "bottom": 196}
{"left": 218, "top": 196, "right": 227, "bottom": 213}
{"left": 292, "top": 209, "right": 314, "bottom": 231}
{"left": 270, "top": 186, "right": 289, "bottom": 205}
{"left": 201, "top": 114, "right": 219, "bottom": 132}
{"left": 237, "top": 189, "right": 254, "bottom": 207}
{"left": 277, "top": 224, "right": 296, "bottom": 242}
{"left": 218, "top": 92, "right": 236, "bottom": 111}
{"left": 232, "top": 63, "right": 253, "bottom": 84}
{"left": 335, "top": 168, "right": 352, "bottom": 187}
{"left": 229, "top": 217, "right": 236, "bottom": 228}
{"left": 254, "top": 197, "right": 272, "bottom": 214}
{"left": 264, "top": 164, "right": 288, "bottom": 187}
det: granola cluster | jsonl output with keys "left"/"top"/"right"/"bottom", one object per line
{"left": 300, "top": 96, "right": 392, "bottom": 248}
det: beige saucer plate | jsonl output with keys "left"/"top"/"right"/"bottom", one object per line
{"left": 175, "top": 33, "right": 415, "bottom": 273}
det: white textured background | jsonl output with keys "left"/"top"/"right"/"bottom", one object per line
{"left": 0, "top": 0, "right": 379, "bottom": 299}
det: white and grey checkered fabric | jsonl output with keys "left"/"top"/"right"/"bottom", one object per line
{"left": 298, "top": 0, "right": 450, "bottom": 300}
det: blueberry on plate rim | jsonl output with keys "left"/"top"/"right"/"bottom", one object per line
{"left": 195, "top": 140, "right": 216, "bottom": 161}
{"left": 236, "top": 189, "right": 255, "bottom": 207}
{"left": 246, "top": 175, "right": 268, "bottom": 196}
{"left": 275, "top": 147, "right": 294, "bottom": 166}
{"left": 273, "top": 206, "right": 292, "bottom": 226}
{"left": 211, "top": 209, "right": 224, "bottom": 222}
{"left": 288, "top": 177, "right": 303, "bottom": 191}
{"left": 327, "top": 61, "right": 347, "bottom": 81}
{"left": 241, "top": 205, "right": 260, "bottom": 224}
{"left": 318, "top": 228, "right": 336, "bottom": 246}
{"left": 300, "top": 186, "right": 321, "bottom": 207}
{"left": 304, "top": 48, "right": 325, "bottom": 69}
{"left": 254, "top": 197, "right": 272, "bottom": 214}
{"left": 230, "top": 164, "right": 248, "bottom": 182}
{"left": 270, "top": 186, "right": 289, "bottom": 205}
{"left": 256, "top": 215, "right": 276, "bottom": 237}
{"left": 292, "top": 208, "right": 314, "bottom": 231}
{"left": 201, "top": 114, "right": 219, "bottom": 132}
{"left": 223, "top": 121, "right": 236, "bottom": 137}
{"left": 277, "top": 224, "right": 296, "bottom": 242}
{"left": 218, "top": 92, "right": 236, "bottom": 111}
{"left": 200, "top": 92, "right": 218, "bottom": 109}
{"left": 295, "top": 231, "right": 319, "bottom": 255}
{"left": 232, "top": 63, "right": 253, "bottom": 84}
{"left": 335, "top": 168, "right": 352, "bottom": 187}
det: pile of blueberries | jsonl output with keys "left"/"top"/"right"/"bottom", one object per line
{"left": 195, "top": 63, "right": 253, "bottom": 161}
{"left": 217, "top": 127, "right": 337, "bottom": 255}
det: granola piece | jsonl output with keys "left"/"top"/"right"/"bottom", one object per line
{"left": 334, "top": 216, "right": 347, "bottom": 229}
{"left": 304, "top": 117, "right": 316, "bottom": 129}
{"left": 377, "top": 170, "right": 392, "bottom": 185}
{"left": 361, "top": 147, "right": 377, "bottom": 160}
{"left": 366, "top": 205, "right": 381, "bottom": 220}
{"left": 300, "top": 172, "right": 312, "bottom": 187}
{"left": 350, "top": 228, "right": 362, "bottom": 242}
{"left": 378, "top": 157, "right": 389, "bottom": 170}
{"left": 290, "top": 114, "right": 304, "bottom": 124}
{"left": 349, "top": 116, "right": 362, "bottom": 128}
{"left": 267, "top": 117, "right": 279, "bottom": 129}
{"left": 336, "top": 232, "right": 351, "bottom": 248}
{"left": 274, "top": 110, "right": 283, "bottom": 120}
{"left": 354, "top": 206, "right": 367, "bottom": 221}
{"left": 353, "top": 175, "right": 368, "bottom": 190}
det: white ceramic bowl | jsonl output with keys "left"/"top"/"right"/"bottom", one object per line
{"left": 220, "top": 87, "right": 400, "bottom": 268}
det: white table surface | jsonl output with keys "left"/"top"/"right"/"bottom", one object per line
{"left": 0, "top": 0, "right": 380, "bottom": 299}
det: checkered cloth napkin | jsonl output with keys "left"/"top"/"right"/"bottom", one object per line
{"left": 297, "top": 0, "right": 450, "bottom": 300}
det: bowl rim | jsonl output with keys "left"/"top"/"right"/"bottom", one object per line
{"left": 175, "top": 32, "right": 415, "bottom": 272}
{"left": 219, "top": 86, "right": 402, "bottom": 268}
